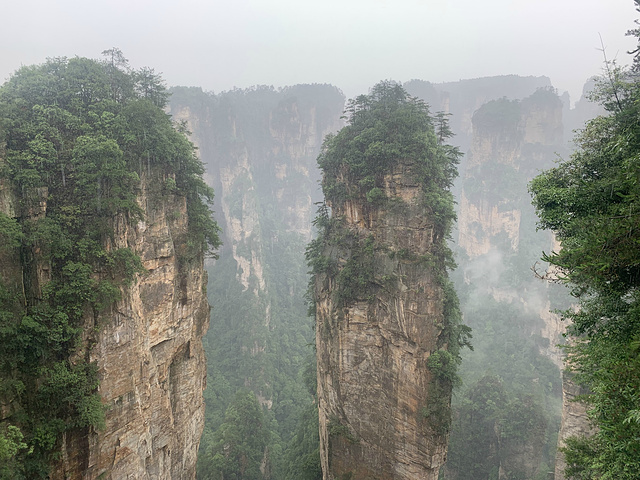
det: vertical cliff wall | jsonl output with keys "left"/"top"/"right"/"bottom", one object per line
{"left": 554, "top": 373, "right": 596, "bottom": 480}
{"left": 404, "top": 75, "right": 554, "bottom": 183}
{"left": 52, "top": 170, "right": 210, "bottom": 480}
{"left": 167, "top": 85, "right": 345, "bottom": 476}
{"left": 0, "top": 153, "right": 210, "bottom": 480}
{"left": 314, "top": 168, "right": 451, "bottom": 480}
{"left": 0, "top": 57, "right": 217, "bottom": 479}
{"left": 0, "top": 171, "right": 209, "bottom": 480}
{"left": 311, "top": 83, "right": 463, "bottom": 480}
{"left": 458, "top": 89, "right": 564, "bottom": 266}
{"left": 439, "top": 86, "right": 569, "bottom": 480}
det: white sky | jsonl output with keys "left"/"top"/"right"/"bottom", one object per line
{"left": 1, "top": 0, "right": 637, "bottom": 102}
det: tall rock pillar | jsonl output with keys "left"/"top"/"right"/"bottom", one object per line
{"left": 310, "top": 82, "right": 463, "bottom": 480}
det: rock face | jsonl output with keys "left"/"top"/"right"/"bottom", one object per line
{"left": 167, "top": 85, "right": 345, "bottom": 473}
{"left": 34, "top": 169, "right": 209, "bottom": 480}
{"left": 314, "top": 164, "right": 452, "bottom": 479}
{"left": 554, "top": 373, "right": 595, "bottom": 480}
{"left": 457, "top": 89, "right": 567, "bottom": 364}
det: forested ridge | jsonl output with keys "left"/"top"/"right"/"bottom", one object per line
{"left": 0, "top": 51, "right": 219, "bottom": 478}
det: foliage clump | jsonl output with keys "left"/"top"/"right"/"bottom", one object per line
{"left": 308, "top": 81, "right": 461, "bottom": 303}
{"left": 308, "top": 81, "right": 470, "bottom": 438}
{"left": 0, "top": 50, "right": 219, "bottom": 477}
{"left": 471, "top": 97, "right": 521, "bottom": 135}
{"left": 529, "top": 7, "right": 640, "bottom": 477}
{"left": 317, "top": 81, "right": 458, "bottom": 229}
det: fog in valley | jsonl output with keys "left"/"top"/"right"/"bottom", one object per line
{"left": 1, "top": 2, "right": 639, "bottom": 480}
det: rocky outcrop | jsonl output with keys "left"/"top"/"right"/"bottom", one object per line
{"left": 42, "top": 169, "right": 209, "bottom": 480}
{"left": 440, "top": 88, "right": 567, "bottom": 479}
{"left": 314, "top": 159, "right": 453, "bottom": 480}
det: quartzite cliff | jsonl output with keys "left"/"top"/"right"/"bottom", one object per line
{"left": 0, "top": 57, "right": 215, "bottom": 480}
{"left": 311, "top": 83, "right": 463, "bottom": 480}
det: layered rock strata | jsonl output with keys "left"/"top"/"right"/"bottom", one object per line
{"left": 40, "top": 170, "right": 209, "bottom": 479}
{"left": 314, "top": 160, "right": 452, "bottom": 480}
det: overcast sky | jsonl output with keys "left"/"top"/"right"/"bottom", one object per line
{"left": 1, "top": 0, "right": 637, "bottom": 102}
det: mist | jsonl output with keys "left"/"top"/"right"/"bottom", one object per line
{"left": 1, "top": 0, "right": 636, "bottom": 102}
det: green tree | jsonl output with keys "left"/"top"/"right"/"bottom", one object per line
{"left": 0, "top": 53, "right": 219, "bottom": 477}
{"left": 199, "top": 391, "right": 270, "bottom": 480}
{"left": 529, "top": 5, "right": 640, "bottom": 477}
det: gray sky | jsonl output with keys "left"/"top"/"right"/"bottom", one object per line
{"left": 1, "top": 0, "right": 637, "bottom": 102}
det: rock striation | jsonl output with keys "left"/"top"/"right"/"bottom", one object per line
{"left": 0, "top": 167, "right": 209, "bottom": 480}
{"left": 45, "top": 169, "right": 210, "bottom": 480}
{"left": 314, "top": 161, "right": 455, "bottom": 480}
{"left": 311, "top": 85, "right": 461, "bottom": 480}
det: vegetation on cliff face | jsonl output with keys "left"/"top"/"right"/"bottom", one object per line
{"left": 309, "top": 80, "right": 461, "bottom": 291}
{"left": 168, "top": 84, "right": 344, "bottom": 480}
{"left": 309, "top": 81, "right": 470, "bottom": 477}
{"left": 529, "top": 11, "right": 640, "bottom": 478}
{"left": 0, "top": 51, "right": 219, "bottom": 478}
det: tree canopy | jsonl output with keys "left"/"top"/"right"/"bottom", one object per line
{"left": 0, "top": 51, "right": 219, "bottom": 478}
{"left": 317, "top": 81, "right": 459, "bottom": 237}
{"left": 529, "top": 6, "right": 640, "bottom": 477}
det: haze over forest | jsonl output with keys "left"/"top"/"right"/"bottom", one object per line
{"left": 3, "top": 2, "right": 640, "bottom": 479}
{"left": 1, "top": 0, "right": 636, "bottom": 102}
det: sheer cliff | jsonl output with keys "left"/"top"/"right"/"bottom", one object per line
{"left": 405, "top": 76, "right": 603, "bottom": 480}
{"left": 0, "top": 57, "right": 218, "bottom": 479}
{"left": 167, "top": 84, "right": 345, "bottom": 477}
{"left": 309, "top": 82, "right": 466, "bottom": 480}
{"left": 51, "top": 169, "right": 211, "bottom": 480}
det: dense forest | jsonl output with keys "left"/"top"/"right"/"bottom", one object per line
{"left": 1, "top": 3, "right": 640, "bottom": 479}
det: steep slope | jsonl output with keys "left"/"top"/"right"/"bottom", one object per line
{"left": 0, "top": 56, "right": 218, "bottom": 479}
{"left": 167, "top": 84, "right": 344, "bottom": 477}
{"left": 310, "top": 82, "right": 465, "bottom": 480}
